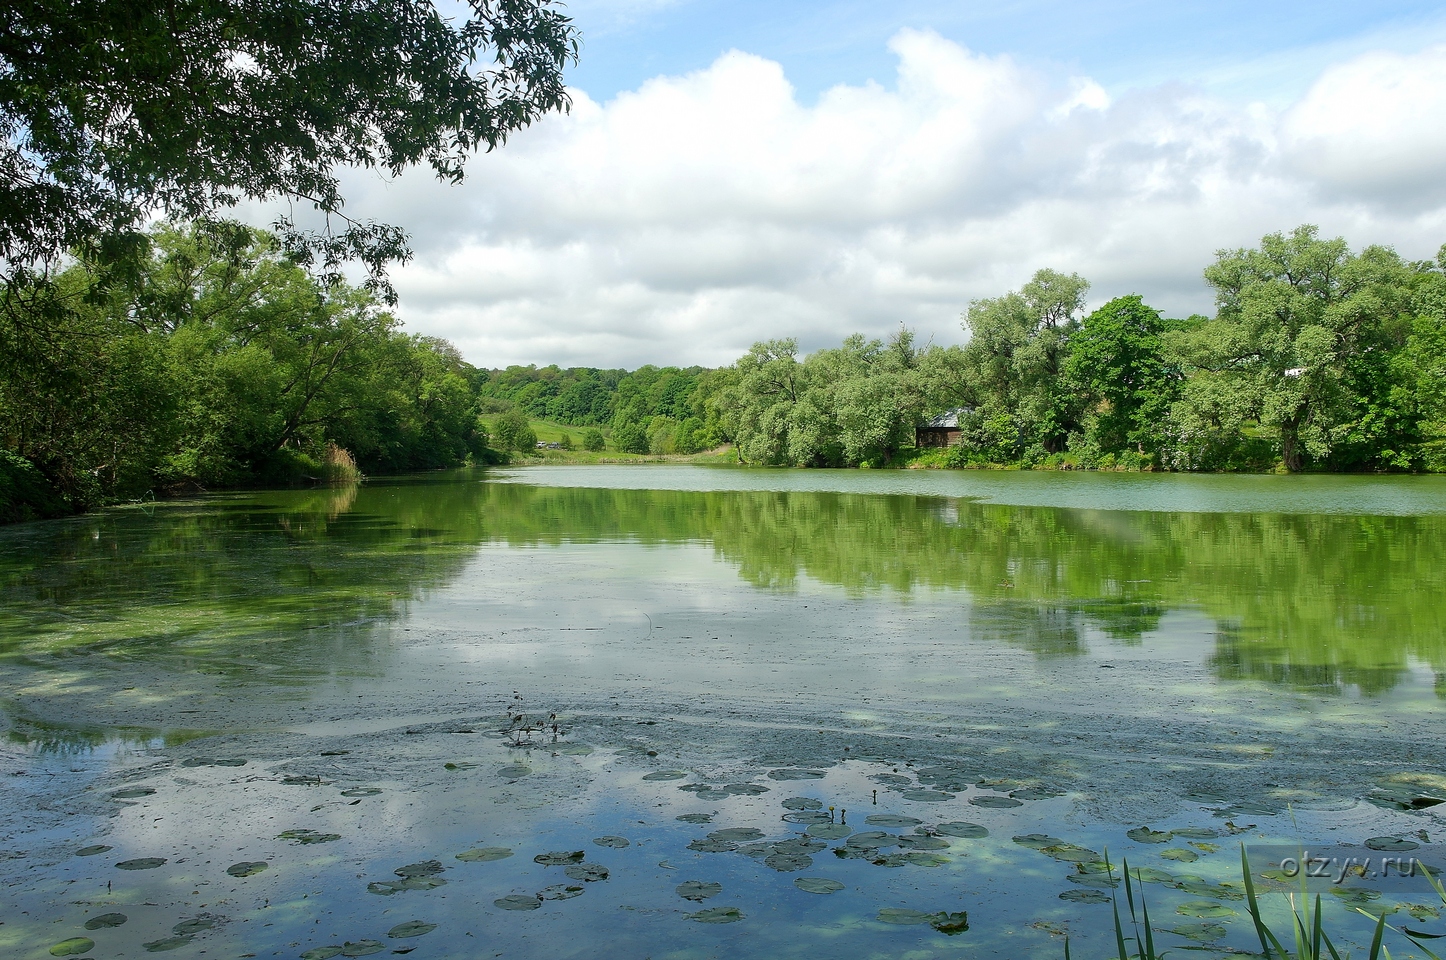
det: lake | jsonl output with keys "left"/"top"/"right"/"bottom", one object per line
{"left": 3, "top": 466, "right": 1445, "bottom": 959}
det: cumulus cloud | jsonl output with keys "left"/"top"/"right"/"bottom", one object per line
{"left": 328, "top": 30, "right": 1446, "bottom": 368}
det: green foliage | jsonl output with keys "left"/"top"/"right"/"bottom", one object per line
{"left": 0, "top": 449, "right": 72, "bottom": 522}
{"left": 2, "top": 0, "right": 578, "bottom": 294}
{"left": 582, "top": 428, "right": 606, "bottom": 452}
{"left": 0, "top": 221, "right": 494, "bottom": 509}
{"left": 1067, "top": 295, "right": 1180, "bottom": 460}
{"left": 492, "top": 410, "right": 538, "bottom": 453}
{"left": 721, "top": 330, "right": 936, "bottom": 467}
{"left": 612, "top": 418, "right": 650, "bottom": 455}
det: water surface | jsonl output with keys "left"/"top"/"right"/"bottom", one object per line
{"left": 2, "top": 467, "right": 1443, "bottom": 959}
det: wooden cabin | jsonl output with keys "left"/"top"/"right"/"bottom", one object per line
{"left": 916, "top": 408, "right": 969, "bottom": 448}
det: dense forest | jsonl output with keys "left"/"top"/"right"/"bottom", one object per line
{"left": 4, "top": 222, "right": 1445, "bottom": 523}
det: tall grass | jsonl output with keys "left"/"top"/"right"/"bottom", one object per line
{"left": 321, "top": 443, "right": 361, "bottom": 485}
{"left": 1067, "top": 847, "right": 1402, "bottom": 960}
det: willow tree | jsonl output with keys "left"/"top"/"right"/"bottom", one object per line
{"left": 1, "top": 0, "right": 578, "bottom": 295}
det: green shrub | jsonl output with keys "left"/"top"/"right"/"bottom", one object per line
{"left": 0, "top": 449, "right": 72, "bottom": 523}
{"left": 494, "top": 410, "right": 538, "bottom": 452}
{"left": 582, "top": 428, "right": 606, "bottom": 452}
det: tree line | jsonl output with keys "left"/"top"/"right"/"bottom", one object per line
{"left": 708, "top": 226, "right": 1446, "bottom": 472}
{"left": 5, "top": 222, "right": 1444, "bottom": 523}
{"left": 1, "top": 222, "right": 494, "bottom": 521}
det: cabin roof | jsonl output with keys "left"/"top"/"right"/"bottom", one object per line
{"left": 918, "top": 407, "right": 970, "bottom": 430}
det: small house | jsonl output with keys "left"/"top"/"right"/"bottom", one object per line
{"left": 916, "top": 408, "right": 970, "bottom": 448}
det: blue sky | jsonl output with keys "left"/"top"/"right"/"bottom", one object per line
{"left": 344, "top": 0, "right": 1446, "bottom": 368}
{"left": 564, "top": 0, "right": 1446, "bottom": 104}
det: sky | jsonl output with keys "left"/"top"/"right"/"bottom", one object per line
{"left": 321, "top": 0, "right": 1446, "bottom": 369}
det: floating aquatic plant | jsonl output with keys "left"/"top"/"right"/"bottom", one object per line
{"left": 48, "top": 938, "right": 94, "bottom": 956}
{"left": 676, "top": 880, "right": 722, "bottom": 901}
{"left": 455, "top": 847, "right": 512, "bottom": 862}
{"left": 116, "top": 857, "right": 167, "bottom": 870}
{"left": 226, "top": 861, "right": 267, "bottom": 877}
{"left": 83, "top": 912, "right": 127, "bottom": 929}
{"left": 688, "top": 906, "right": 743, "bottom": 923}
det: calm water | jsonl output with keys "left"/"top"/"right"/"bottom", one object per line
{"left": 2, "top": 467, "right": 1444, "bottom": 959}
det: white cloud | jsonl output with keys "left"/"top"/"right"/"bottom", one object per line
{"left": 328, "top": 30, "right": 1446, "bottom": 368}
{"left": 1281, "top": 44, "right": 1446, "bottom": 206}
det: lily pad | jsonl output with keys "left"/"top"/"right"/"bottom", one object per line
{"left": 1365, "top": 837, "right": 1420, "bottom": 852}
{"left": 775, "top": 837, "right": 827, "bottom": 854}
{"left": 49, "top": 938, "right": 95, "bottom": 956}
{"left": 901, "top": 790, "right": 953, "bottom": 802}
{"left": 1161, "top": 848, "right": 1200, "bottom": 862}
{"left": 300, "top": 948, "right": 343, "bottom": 960}
{"left": 563, "top": 862, "right": 610, "bottom": 882}
{"left": 494, "top": 894, "right": 542, "bottom": 911}
{"left": 676, "top": 813, "right": 713, "bottom": 824}
{"left": 872, "top": 774, "right": 913, "bottom": 787}
{"left": 1171, "top": 923, "right": 1228, "bottom": 942}
{"left": 394, "top": 861, "right": 444, "bottom": 878}
{"left": 116, "top": 857, "right": 167, "bottom": 870}
{"left": 722, "top": 783, "right": 770, "bottom": 795}
{"left": 1172, "top": 827, "right": 1220, "bottom": 839}
{"left": 456, "top": 847, "right": 513, "bottom": 862}
{"left": 708, "top": 827, "right": 764, "bottom": 842}
{"left": 226, "top": 861, "right": 268, "bottom": 877}
{"left": 1130, "top": 867, "right": 1176, "bottom": 884}
{"left": 689, "top": 906, "right": 744, "bottom": 923}
{"left": 397, "top": 876, "right": 447, "bottom": 891}
{"left": 1177, "top": 901, "right": 1236, "bottom": 918}
{"left": 846, "top": 831, "right": 898, "bottom": 850}
{"left": 866, "top": 815, "right": 922, "bottom": 827}
{"left": 497, "top": 764, "right": 531, "bottom": 778}
{"left": 677, "top": 880, "right": 723, "bottom": 901}
{"left": 111, "top": 788, "right": 156, "bottom": 799}
{"left": 765, "top": 852, "right": 813, "bottom": 872}
{"left": 931, "top": 911, "right": 970, "bottom": 935}
{"left": 898, "top": 836, "right": 950, "bottom": 851}
{"left": 84, "top": 913, "right": 128, "bottom": 929}
{"left": 538, "top": 884, "right": 586, "bottom": 900}
{"left": 1330, "top": 887, "right": 1382, "bottom": 905}
{"left": 277, "top": 829, "right": 340, "bottom": 844}
{"left": 795, "top": 877, "right": 845, "bottom": 894}
{"left": 1060, "top": 889, "right": 1112, "bottom": 904}
{"left": 808, "top": 824, "right": 853, "bottom": 840}
{"left": 781, "top": 811, "right": 833, "bottom": 824}
{"left": 555, "top": 744, "right": 594, "bottom": 756}
{"left": 782, "top": 797, "right": 823, "bottom": 810}
{"left": 768, "top": 769, "right": 826, "bottom": 780}
{"left": 340, "top": 940, "right": 385, "bottom": 956}
{"left": 688, "top": 839, "right": 738, "bottom": 853}
{"left": 1127, "top": 827, "right": 1173, "bottom": 843}
{"left": 642, "top": 771, "right": 688, "bottom": 781}
{"left": 1010, "top": 786, "right": 1066, "bottom": 801}
{"left": 76, "top": 844, "right": 112, "bottom": 857}
{"left": 387, "top": 921, "right": 436, "bottom": 938}
{"left": 213, "top": 758, "right": 247, "bottom": 766}
{"left": 1040, "top": 844, "right": 1101, "bottom": 862}
{"left": 904, "top": 852, "right": 951, "bottom": 867}
{"left": 695, "top": 789, "right": 731, "bottom": 800}
{"left": 340, "top": 788, "right": 381, "bottom": 798}
{"left": 143, "top": 936, "right": 194, "bottom": 952}
{"left": 969, "top": 795, "right": 1022, "bottom": 808}
{"left": 1013, "top": 834, "right": 1065, "bottom": 850}
{"left": 173, "top": 918, "right": 216, "bottom": 936}
{"left": 593, "top": 836, "right": 630, "bottom": 848}
{"left": 1406, "top": 904, "right": 1442, "bottom": 922}
{"left": 1067, "top": 873, "right": 1120, "bottom": 889}
{"left": 533, "top": 850, "right": 586, "bottom": 865}
{"left": 442, "top": 762, "right": 477, "bottom": 770}
{"left": 877, "top": 908, "right": 935, "bottom": 925}
{"left": 367, "top": 881, "right": 405, "bottom": 895}
{"left": 935, "top": 822, "right": 988, "bottom": 839}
